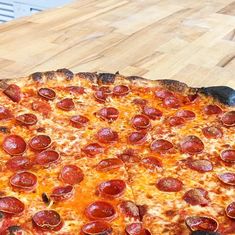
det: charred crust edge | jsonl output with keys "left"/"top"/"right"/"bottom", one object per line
{"left": 199, "top": 86, "right": 235, "bottom": 106}
{"left": 4, "top": 69, "right": 234, "bottom": 107}
{"left": 76, "top": 72, "right": 98, "bottom": 82}
{"left": 97, "top": 72, "right": 117, "bottom": 85}
{"left": 30, "top": 72, "right": 43, "bottom": 82}
{"left": 0, "top": 80, "right": 10, "bottom": 89}
{"left": 128, "top": 75, "right": 235, "bottom": 106}
{"left": 156, "top": 79, "right": 191, "bottom": 93}
{"left": 56, "top": 68, "right": 74, "bottom": 81}
{"left": 44, "top": 71, "right": 56, "bottom": 80}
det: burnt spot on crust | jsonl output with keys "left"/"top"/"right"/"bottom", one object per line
{"left": 200, "top": 86, "right": 235, "bottom": 106}
{"left": 0, "top": 80, "right": 9, "bottom": 89}
{"left": 44, "top": 71, "right": 56, "bottom": 80}
{"left": 157, "top": 79, "right": 189, "bottom": 93}
{"left": 76, "top": 72, "right": 98, "bottom": 82}
{"left": 97, "top": 73, "right": 116, "bottom": 85}
{"left": 56, "top": 68, "right": 74, "bottom": 81}
{"left": 31, "top": 72, "right": 43, "bottom": 82}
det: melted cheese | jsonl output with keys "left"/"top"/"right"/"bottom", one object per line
{"left": 0, "top": 74, "right": 234, "bottom": 234}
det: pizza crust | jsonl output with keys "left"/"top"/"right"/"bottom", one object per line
{"left": 0, "top": 68, "right": 234, "bottom": 106}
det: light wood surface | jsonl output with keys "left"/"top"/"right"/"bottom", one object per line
{"left": 0, "top": 0, "right": 235, "bottom": 88}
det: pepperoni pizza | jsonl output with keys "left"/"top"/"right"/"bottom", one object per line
{"left": 0, "top": 69, "right": 234, "bottom": 235}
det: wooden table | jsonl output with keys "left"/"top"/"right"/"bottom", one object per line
{"left": 0, "top": 0, "right": 235, "bottom": 88}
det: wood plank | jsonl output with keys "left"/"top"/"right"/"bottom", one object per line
{"left": 218, "top": 1, "right": 235, "bottom": 15}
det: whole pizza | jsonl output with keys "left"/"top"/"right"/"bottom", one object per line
{"left": 0, "top": 69, "right": 234, "bottom": 235}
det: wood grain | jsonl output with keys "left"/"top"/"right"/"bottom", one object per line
{"left": 0, "top": 0, "right": 234, "bottom": 88}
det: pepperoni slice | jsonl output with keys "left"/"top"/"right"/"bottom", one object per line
{"left": 10, "top": 171, "right": 37, "bottom": 191}
{"left": 143, "top": 106, "right": 162, "bottom": 120}
{"left": 32, "top": 100, "right": 52, "bottom": 116}
{"left": 0, "top": 106, "right": 13, "bottom": 120}
{"left": 131, "top": 115, "right": 151, "bottom": 130}
{"left": 50, "top": 185, "right": 74, "bottom": 202}
{"left": 2, "top": 135, "right": 27, "bottom": 155}
{"left": 119, "top": 201, "right": 140, "bottom": 220}
{"left": 125, "top": 223, "right": 151, "bottom": 235}
{"left": 32, "top": 210, "right": 62, "bottom": 231}
{"left": 155, "top": 89, "right": 173, "bottom": 99}
{"left": 118, "top": 153, "right": 139, "bottom": 163}
{"left": 113, "top": 85, "right": 130, "bottom": 96}
{"left": 187, "top": 94, "right": 198, "bottom": 103}
{"left": 187, "top": 159, "right": 213, "bottom": 173}
{"left": 221, "top": 111, "right": 235, "bottom": 127}
{"left": 67, "top": 86, "right": 85, "bottom": 95}
{"left": 185, "top": 216, "right": 218, "bottom": 232}
{"left": 85, "top": 201, "right": 116, "bottom": 221}
{"left": 225, "top": 202, "right": 235, "bottom": 219}
{"left": 97, "top": 180, "right": 126, "bottom": 199}
{"left": 141, "top": 157, "right": 162, "bottom": 171}
{"left": 96, "top": 158, "right": 123, "bottom": 172}
{"left": 133, "top": 98, "right": 148, "bottom": 106}
{"left": 82, "top": 143, "right": 104, "bottom": 157}
{"left": 180, "top": 136, "right": 204, "bottom": 154}
{"left": 156, "top": 177, "right": 183, "bottom": 192}
{"left": 70, "top": 115, "right": 89, "bottom": 128}
{"left": 183, "top": 188, "right": 209, "bottom": 206}
{"left": 6, "top": 156, "right": 32, "bottom": 171}
{"left": 204, "top": 105, "right": 222, "bottom": 115}
{"left": 168, "top": 116, "right": 185, "bottom": 126}
{"left": 99, "top": 86, "right": 112, "bottom": 95}
{"left": 56, "top": 98, "right": 75, "bottom": 111}
{"left": 36, "top": 150, "right": 60, "bottom": 167}
{"left": 176, "top": 110, "right": 195, "bottom": 120}
{"left": 60, "top": 165, "right": 84, "bottom": 185}
{"left": 0, "top": 196, "right": 24, "bottom": 215}
{"left": 29, "top": 135, "right": 51, "bottom": 151}
{"left": 3, "top": 84, "right": 21, "bottom": 103}
{"left": 38, "top": 88, "right": 56, "bottom": 100}
{"left": 220, "top": 149, "right": 235, "bottom": 163}
{"left": 128, "top": 132, "right": 148, "bottom": 145}
{"left": 94, "top": 90, "right": 108, "bottom": 103}
{"left": 202, "top": 126, "right": 223, "bottom": 139}
{"left": 81, "top": 221, "right": 112, "bottom": 235}
{"left": 218, "top": 172, "right": 235, "bottom": 186}
{"left": 96, "top": 107, "right": 119, "bottom": 122}
{"left": 117, "top": 149, "right": 139, "bottom": 163}
{"left": 150, "top": 139, "right": 173, "bottom": 153}
{"left": 163, "top": 96, "right": 180, "bottom": 108}
{"left": 16, "top": 113, "right": 38, "bottom": 126}
{"left": 97, "top": 128, "right": 118, "bottom": 144}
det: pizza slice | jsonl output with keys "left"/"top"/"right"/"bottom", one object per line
{"left": 0, "top": 70, "right": 148, "bottom": 234}
{"left": 110, "top": 77, "right": 235, "bottom": 235}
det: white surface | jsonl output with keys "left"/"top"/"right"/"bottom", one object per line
{"left": 0, "top": 1, "right": 14, "bottom": 23}
{"left": 0, "top": 0, "right": 73, "bottom": 23}
{"left": 15, "top": 0, "right": 72, "bottom": 8}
